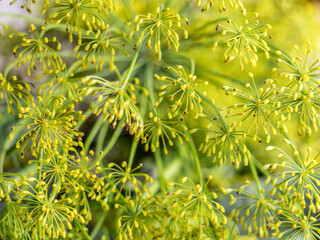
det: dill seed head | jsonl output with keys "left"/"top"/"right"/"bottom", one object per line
{"left": 229, "top": 183, "right": 279, "bottom": 238}
{"left": 264, "top": 140, "right": 320, "bottom": 209}
{"left": 39, "top": 64, "right": 84, "bottom": 101}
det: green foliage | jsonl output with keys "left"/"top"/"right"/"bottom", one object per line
{"left": 1, "top": 0, "right": 320, "bottom": 239}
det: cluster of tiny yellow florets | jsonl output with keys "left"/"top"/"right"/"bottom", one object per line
{"left": 213, "top": 14, "right": 271, "bottom": 69}
{"left": 81, "top": 76, "right": 144, "bottom": 136}
{"left": 0, "top": 73, "right": 33, "bottom": 118}
{"left": 154, "top": 65, "right": 213, "bottom": 119}
{"left": 127, "top": 5, "right": 189, "bottom": 60}
{"left": 10, "top": 24, "right": 65, "bottom": 76}
{"left": 186, "top": 0, "right": 246, "bottom": 14}
{"left": 9, "top": 96, "right": 85, "bottom": 157}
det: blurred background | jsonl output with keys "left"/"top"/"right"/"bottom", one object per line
{"left": 1, "top": 0, "right": 320, "bottom": 238}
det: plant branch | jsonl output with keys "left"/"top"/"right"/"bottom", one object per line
{"left": 122, "top": 43, "right": 142, "bottom": 88}
{"left": 74, "top": 220, "right": 91, "bottom": 240}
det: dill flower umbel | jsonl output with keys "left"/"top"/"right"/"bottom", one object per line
{"left": 81, "top": 75, "right": 144, "bottom": 136}
{"left": 229, "top": 182, "right": 279, "bottom": 238}
{"left": 74, "top": 29, "right": 129, "bottom": 72}
{"left": 0, "top": 73, "right": 33, "bottom": 118}
{"left": 196, "top": 119, "right": 251, "bottom": 168}
{"left": 142, "top": 111, "right": 189, "bottom": 155}
{"left": 264, "top": 141, "right": 320, "bottom": 209}
{"left": 166, "top": 176, "right": 227, "bottom": 239}
{"left": 128, "top": 5, "right": 189, "bottom": 60}
{"left": 271, "top": 197, "right": 320, "bottom": 240}
{"left": 154, "top": 65, "right": 213, "bottom": 119}
{"left": 213, "top": 14, "right": 271, "bottom": 70}
{"left": 278, "top": 86, "right": 320, "bottom": 136}
{"left": 116, "top": 196, "right": 161, "bottom": 240}
{"left": 10, "top": 95, "right": 85, "bottom": 157}
{"left": 0, "top": 201, "right": 25, "bottom": 240}
{"left": 103, "top": 161, "right": 152, "bottom": 200}
{"left": 42, "top": 0, "right": 112, "bottom": 43}
{"left": 0, "top": 173, "right": 21, "bottom": 201}
{"left": 61, "top": 149, "right": 106, "bottom": 221}
{"left": 10, "top": 24, "right": 65, "bottom": 76}
{"left": 186, "top": 0, "right": 246, "bottom": 14}
{"left": 274, "top": 42, "right": 320, "bottom": 93}
{"left": 17, "top": 178, "right": 84, "bottom": 239}
{"left": 222, "top": 74, "right": 281, "bottom": 143}
{"left": 274, "top": 43, "right": 320, "bottom": 136}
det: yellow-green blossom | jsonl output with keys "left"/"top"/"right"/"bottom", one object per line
{"left": 213, "top": 14, "right": 271, "bottom": 69}
{"left": 229, "top": 182, "right": 279, "bottom": 238}
{"left": 10, "top": 24, "right": 65, "bottom": 75}
{"left": 128, "top": 5, "right": 189, "bottom": 60}
{"left": 142, "top": 111, "right": 189, "bottom": 155}
{"left": 10, "top": 95, "right": 85, "bottom": 157}
{"left": 222, "top": 74, "right": 281, "bottom": 143}
{"left": 74, "top": 29, "right": 129, "bottom": 72}
{"left": 186, "top": 0, "right": 246, "bottom": 14}
{"left": 264, "top": 141, "right": 320, "bottom": 209}
{"left": 42, "top": 0, "right": 112, "bottom": 43}
{"left": 196, "top": 119, "right": 250, "bottom": 168}
{"left": 17, "top": 178, "right": 84, "bottom": 239}
{"left": 154, "top": 65, "right": 213, "bottom": 119}
{"left": 0, "top": 73, "right": 33, "bottom": 118}
{"left": 81, "top": 76, "right": 144, "bottom": 136}
{"left": 166, "top": 176, "right": 227, "bottom": 239}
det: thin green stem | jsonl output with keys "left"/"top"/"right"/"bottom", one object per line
{"left": 154, "top": 149, "right": 166, "bottom": 193}
{"left": 0, "top": 13, "right": 44, "bottom": 25}
{"left": 128, "top": 65, "right": 153, "bottom": 168}
{"left": 0, "top": 140, "right": 11, "bottom": 173}
{"left": 4, "top": 59, "right": 19, "bottom": 79}
{"left": 90, "top": 211, "right": 108, "bottom": 239}
{"left": 74, "top": 220, "right": 91, "bottom": 240}
{"left": 127, "top": 140, "right": 139, "bottom": 169}
{"left": 49, "top": 185, "right": 59, "bottom": 203}
{"left": 122, "top": 43, "right": 142, "bottom": 88}
{"left": 84, "top": 116, "right": 104, "bottom": 154}
{"left": 248, "top": 156, "right": 261, "bottom": 192}
{"left": 281, "top": 131, "right": 303, "bottom": 167}
{"left": 114, "top": 66, "right": 123, "bottom": 82}
{"left": 96, "top": 122, "right": 109, "bottom": 154}
{"left": 94, "top": 120, "right": 124, "bottom": 163}
{"left": 37, "top": 148, "right": 44, "bottom": 181}
{"left": 186, "top": 132, "right": 203, "bottom": 185}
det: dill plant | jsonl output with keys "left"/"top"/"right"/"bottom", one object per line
{"left": 0, "top": 0, "right": 320, "bottom": 240}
